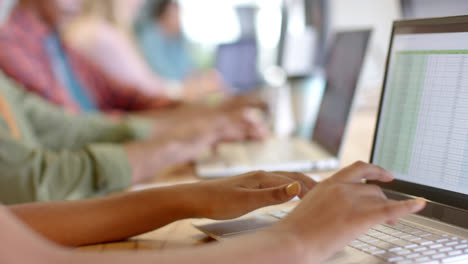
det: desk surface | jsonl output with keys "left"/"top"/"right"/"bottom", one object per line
{"left": 77, "top": 109, "right": 378, "bottom": 253}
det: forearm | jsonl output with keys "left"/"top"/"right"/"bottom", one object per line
{"left": 20, "top": 86, "right": 154, "bottom": 148}
{"left": 59, "top": 230, "right": 306, "bottom": 264}
{"left": 125, "top": 141, "right": 181, "bottom": 183}
{"left": 125, "top": 136, "right": 214, "bottom": 184}
{"left": 136, "top": 102, "right": 216, "bottom": 121}
{"left": 10, "top": 185, "right": 198, "bottom": 247}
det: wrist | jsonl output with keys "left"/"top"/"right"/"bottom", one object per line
{"left": 152, "top": 183, "right": 202, "bottom": 219}
{"left": 124, "top": 140, "right": 178, "bottom": 183}
{"left": 181, "top": 181, "right": 213, "bottom": 219}
{"left": 124, "top": 139, "right": 198, "bottom": 184}
{"left": 264, "top": 224, "right": 320, "bottom": 264}
{"left": 124, "top": 141, "right": 150, "bottom": 184}
{"left": 254, "top": 229, "right": 307, "bottom": 264}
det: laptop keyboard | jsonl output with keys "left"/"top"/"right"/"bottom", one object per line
{"left": 268, "top": 209, "right": 468, "bottom": 263}
{"left": 351, "top": 222, "right": 468, "bottom": 263}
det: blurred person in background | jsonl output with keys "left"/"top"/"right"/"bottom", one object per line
{"left": 0, "top": 0, "right": 171, "bottom": 112}
{"left": 135, "top": 0, "right": 193, "bottom": 81}
{"left": 135, "top": 0, "right": 223, "bottom": 99}
{"left": 0, "top": 71, "right": 265, "bottom": 205}
{"left": 0, "top": 0, "right": 270, "bottom": 205}
{"left": 0, "top": 0, "right": 267, "bottom": 138}
{"left": 63, "top": 0, "right": 222, "bottom": 101}
{"left": 62, "top": 0, "right": 165, "bottom": 97}
{"left": 0, "top": 0, "right": 233, "bottom": 113}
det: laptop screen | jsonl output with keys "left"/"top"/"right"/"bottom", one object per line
{"left": 312, "top": 30, "right": 370, "bottom": 156}
{"left": 371, "top": 16, "right": 468, "bottom": 211}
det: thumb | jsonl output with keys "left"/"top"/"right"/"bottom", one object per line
{"left": 372, "top": 198, "right": 426, "bottom": 224}
{"left": 248, "top": 182, "right": 301, "bottom": 208}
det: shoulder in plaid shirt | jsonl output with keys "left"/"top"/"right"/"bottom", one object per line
{"left": 0, "top": 6, "right": 176, "bottom": 113}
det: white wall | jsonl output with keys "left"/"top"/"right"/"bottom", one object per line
{"left": 0, "top": 0, "right": 16, "bottom": 25}
{"left": 330, "top": 0, "right": 401, "bottom": 108}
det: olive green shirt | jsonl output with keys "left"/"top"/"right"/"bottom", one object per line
{"left": 0, "top": 72, "right": 153, "bottom": 204}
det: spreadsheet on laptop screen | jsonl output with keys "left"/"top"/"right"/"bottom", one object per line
{"left": 373, "top": 31, "right": 468, "bottom": 195}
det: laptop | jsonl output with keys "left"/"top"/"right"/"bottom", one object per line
{"left": 194, "top": 16, "right": 468, "bottom": 264}
{"left": 196, "top": 30, "right": 371, "bottom": 178}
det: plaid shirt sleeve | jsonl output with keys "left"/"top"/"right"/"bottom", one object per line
{"left": 69, "top": 49, "right": 180, "bottom": 112}
{"left": 0, "top": 28, "right": 77, "bottom": 109}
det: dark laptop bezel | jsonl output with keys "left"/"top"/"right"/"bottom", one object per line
{"left": 312, "top": 29, "right": 371, "bottom": 158}
{"left": 369, "top": 15, "right": 468, "bottom": 229}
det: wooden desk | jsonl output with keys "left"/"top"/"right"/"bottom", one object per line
{"left": 78, "top": 109, "right": 378, "bottom": 253}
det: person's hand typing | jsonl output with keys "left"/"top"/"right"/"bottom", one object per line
{"left": 267, "top": 161, "right": 426, "bottom": 264}
{"left": 214, "top": 107, "right": 269, "bottom": 142}
{"left": 189, "top": 170, "right": 317, "bottom": 220}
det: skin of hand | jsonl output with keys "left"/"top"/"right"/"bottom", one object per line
{"left": 221, "top": 94, "right": 269, "bottom": 113}
{"left": 144, "top": 97, "right": 269, "bottom": 142}
{"left": 0, "top": 206, "right": 65, "bottom": 264}
{"left": 149, "top": 93, "right": 268, "bottom": 124}
{"left": 127, "top": 105, "right": 269, "bottom": 184}
{"left": 10, "top": 171, "right": 316, "bottom": 247}
{"left": 151, "top": 107, "right": 268, "bottom": 143}
{"left": 190, "top": 171, "right": 317, "bottom": 220}
{"left": 266, "top": 161, "right": 427, "bottom": 264}
{"left": 183, "top": 70, "right": 226, "bottom": 101}
{"left": 124, "top": 129, "right": 218, "bottom": 184}
{"left": 217, "top": 107, "right": 269, "bottom": 141}
{"left": 2, "top": 162, "right": 426, "bottom": 264}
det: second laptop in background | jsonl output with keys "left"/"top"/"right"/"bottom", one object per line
{"left": 196, "top": 29, "right": 371, "bottom": 178}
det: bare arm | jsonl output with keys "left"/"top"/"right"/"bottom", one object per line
{"left": 62, "top": 162, "right": 427, "bottom": 264}
{"left": 2, "top": 162, "right": 426, "bottom": 264}
{"left": 10, "top": 171, "right": 316, "bottom": 247}
{"left": 123, "top": 133, "right": 216, "bottom": 184}
{"left": 125, "top": 105, "right": 269, "bottom": 184}
{"left": 10, "top": 185, "right": 195, "bottom": 247}
{"left": 61, "top": 231, "right": 303, "bottom": 264}
{"left": 1, "top": 204, "right": 301, "bottom": 264}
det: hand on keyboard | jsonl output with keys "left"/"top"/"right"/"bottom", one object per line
{"left": 267, "top": 161, "right": 427, "bottom": 264}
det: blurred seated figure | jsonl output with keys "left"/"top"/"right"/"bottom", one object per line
{"left": 135, "top": 0, "right": 192, "bottom": 81}
{"left": 64, "top": 0, "right": 224, "bottom": 101}
{"left": 0, "top": 0, "right": 179, "bottom": 112}
{"left": 135, "top": 0, "right": 223, "bottom": 99}
{"left": 63, "top": 0, "right": 169, "bottom": 98}
{"left": 0, "top": 71, "right": 266, "bottom": 205}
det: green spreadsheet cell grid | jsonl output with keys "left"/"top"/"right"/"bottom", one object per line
{"left": 375, "top": 53, "right": 427, "bottom": 174}
{"left": 397, "top": 50, "right": 468, "bottom": 55}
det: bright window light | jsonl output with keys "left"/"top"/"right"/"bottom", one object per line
{"left": 179, "top": 0, "right": 241, "bottom": 44}
{"left": 256, "top": 5, "right": 282, "bottom": 49}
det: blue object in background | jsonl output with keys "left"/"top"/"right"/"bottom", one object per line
{"left": 43, "top": 34, "right": 97, "bottom": 112}
{"left": 215, "top": 39, "right": 260, "bottom": 94}
{"left": 136, "top": 23, "right": 193, "bottom": 81}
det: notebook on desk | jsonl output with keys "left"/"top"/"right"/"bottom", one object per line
{"left": 194, "top": 16, "right": 468, "bottom": 264}
{"left": 196, "top": 30, "right": 371, "bottom": 178}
